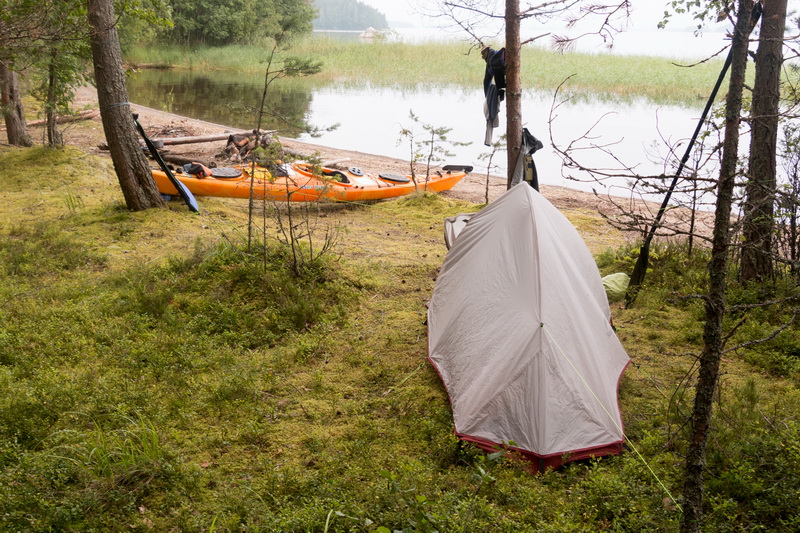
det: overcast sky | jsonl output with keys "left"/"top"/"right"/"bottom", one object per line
{"left": 356, "top": 1, "right": 681, "bottom": 30}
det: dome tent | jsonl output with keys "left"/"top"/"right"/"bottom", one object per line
{"left": 427, "top": 183, "right": 630, "bottom": 472}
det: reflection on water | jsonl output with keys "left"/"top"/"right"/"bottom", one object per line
{"left": 127, "top": 69, "right": 704, "bottom": 194}
{"left": 305, "top": 85, "right": 707, "bottom": 195}
{"left": 127, "top": 69, "right": 312, "bottom": 136}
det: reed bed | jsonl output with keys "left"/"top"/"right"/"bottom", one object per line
{"left": 126, "top": 35, "right": 732, "bottom": 106}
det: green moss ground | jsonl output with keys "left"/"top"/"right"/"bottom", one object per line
{"left": 1, "top": 145, "right": 799, "bottom": 531}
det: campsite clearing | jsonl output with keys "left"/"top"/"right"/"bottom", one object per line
{"left": 2, "top": 90, "right": 799, "bottom": 532}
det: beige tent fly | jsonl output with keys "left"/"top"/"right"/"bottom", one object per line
{"left": 428, "top": 183, "right": 630, "bottom": 472}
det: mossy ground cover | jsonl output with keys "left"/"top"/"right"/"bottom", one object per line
{"left": 2, "top": 146, "right": 800, "bottom": 531}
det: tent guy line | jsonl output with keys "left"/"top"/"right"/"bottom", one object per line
{"left": 542, "top": 323, "right": 682, "bottom": 512}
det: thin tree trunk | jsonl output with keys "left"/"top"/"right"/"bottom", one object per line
{"left": 45, "top": 50, "right": 63, "bottom": 147}
{"left": 0, "top": 60, "right": 33, "bottom": 147}
{"left": 680, "top": 2, "right": 756, "bottom": 531}
{"left": 688, "top": 183, "right": 698, "bottom": 256}
{"left": 87, "top": 0, "right": 164, "bottom": 211}
{"left": 741, "top": 0, "right": 788, "bottom": 282}
{"left": 791, "top": 208, "right": 798, "bottom": 273}
{"left": 504, "top": 0, "right": 521, "bottom": 189}
{"left": 792, "top": 168, "right": 800, "bottom": 274}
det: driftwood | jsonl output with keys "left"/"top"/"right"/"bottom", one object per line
{"left": 223, "top": 132, "right": 275, "bottom": 160}
{"left": 147, "top": 152, "right": 350, "bottom": 173}
{"left": 152, "top": 133, "right": 241, "bottom": 146}
{"left": 7, "top": 109, "right": 99, "bottom": 129}
{"left": 99, "top": 132, "right": 245, "bottom": 151}
{"left": 161, "top": 153, "right": 208, "bottom": 167}
{"left": 282, "top": 148, "right": 309, "bottom": 160}
{"left": 99, "top": 127, "right": 347, "bottom": 171}
{"left": 98, "top": 130, "right": 272, "bottom": 151}
{"left": 321, "top": 158, "right": 350, "bottom": 167}
{"left": 96, "top": 141, "right": 211, "bottom": 169}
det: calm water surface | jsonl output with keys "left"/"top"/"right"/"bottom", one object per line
{"left": 127, "top": 69, "right": 705, "bottom": 196}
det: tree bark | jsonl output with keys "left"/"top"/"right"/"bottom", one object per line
{"left": 45, "top": 51, "right": 63, "bottom": 148}
{"left": 0, "top": 60, "right": 33, "bottom": 147}
{"left": 87, "top": 0, "right": 164, "bottom": 211}
{"left": 504, "top": 0, "right": 521, "bottom": 189}
{"left": 741, "top": 0, "right": 788, "bottom": 282}
{"left": 680, "top": 2, "right": 756, "bottom": 531}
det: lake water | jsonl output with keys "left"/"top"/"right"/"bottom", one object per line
{"left": 127, "top": 68, "right": 707, "bottom": 198}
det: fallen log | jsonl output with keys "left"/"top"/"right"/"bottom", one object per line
{"left": 152, "top": 133, "right": 238, "bottom": 146}
{"left": 98, "top": 132, "right": 246, "bottom": 151}
{"left": 152, "top": 130, "right": 276, "bottom": 146}
{"left": 10, "top": 109, "right": 99, "bottom": 129}
{"left": 321, "top": 158, "right": 350, "bottom": 167}
{"left": 161, "top": 153, "right": 209, "bottom": 168}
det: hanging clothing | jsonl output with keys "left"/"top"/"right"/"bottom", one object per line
{"left": 511, "top": 128, "right": 544, "bottom": 190}
{"left": 481, "top": 47, "right": 506, "bottom": 146}
{"left": 484, "top": 83, "right": 500, "bottom": 146}
{"left": 483, "top": 47, "right": 506, "bottom": 100}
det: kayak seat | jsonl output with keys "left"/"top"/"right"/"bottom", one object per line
{"left": 272, "top": 163, "right": 291, "bottom": 177}
{"left": 211, "top": 167, "right": 242, "bottom": 179}
{"left": 379, "top": 173, "right": 411, "bottom": 184}
{"left": 184, "top": 162, "right": 213, "bottom": 178}
{"left": 322, "top": 169, "right": 349, "bottom": 183}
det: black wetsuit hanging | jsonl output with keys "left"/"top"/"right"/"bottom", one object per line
{"left": 481, "top": 47, "right": 506, "bottom": 146}
{"left": 483, "top": 47, "right": 506, "bottom": 100}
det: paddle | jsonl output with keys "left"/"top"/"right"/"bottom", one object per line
{"left": 442, "top": 165, "right": 474, "bottom": 172}
{"left": 132, "top": 113, "right": 200, "bottom": 213}
{"left": 625, "top": 49, "right": 734, "bottom": 306}
{"left": 626, "top": 3, "right": 763, "bottom": 307}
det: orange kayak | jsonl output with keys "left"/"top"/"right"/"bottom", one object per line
{"left": 151, "top": 163, "right": 470, "bottom": 202}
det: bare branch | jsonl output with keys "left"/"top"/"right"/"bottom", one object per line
{"left": 552, "top": 1, "right": 632, "bottom": 51}
{"left": 722, "top": 309, "right": 799, "bottom": 355}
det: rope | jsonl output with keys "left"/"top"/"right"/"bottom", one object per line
{"left": 541, "top": 323, "right": 683, "bottom": 513}
{"left": 100, "top": 101, "right": 130, "bottom": 112}
{"left": 382, "top": 362, "right": 424, "bottom": 397}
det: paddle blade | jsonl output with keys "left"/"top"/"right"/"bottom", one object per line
{"left": 175, "top": 181, "right": 200, "bottom": 213}
{"left": 132, "top": 114, "right": 200, "bottom": 213}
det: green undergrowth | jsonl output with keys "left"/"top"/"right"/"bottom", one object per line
{"left": 2, "top": 146, "right": 800, "bottom": 531}
{"left": 598, "top": 242, "right": 800, "bottom": 382}
{"left": 596, "top": 242, "right": 800, "bottom": 530}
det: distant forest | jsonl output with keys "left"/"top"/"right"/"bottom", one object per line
{"left": 313, "top": 0, "right": 388, "bottom": 31}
